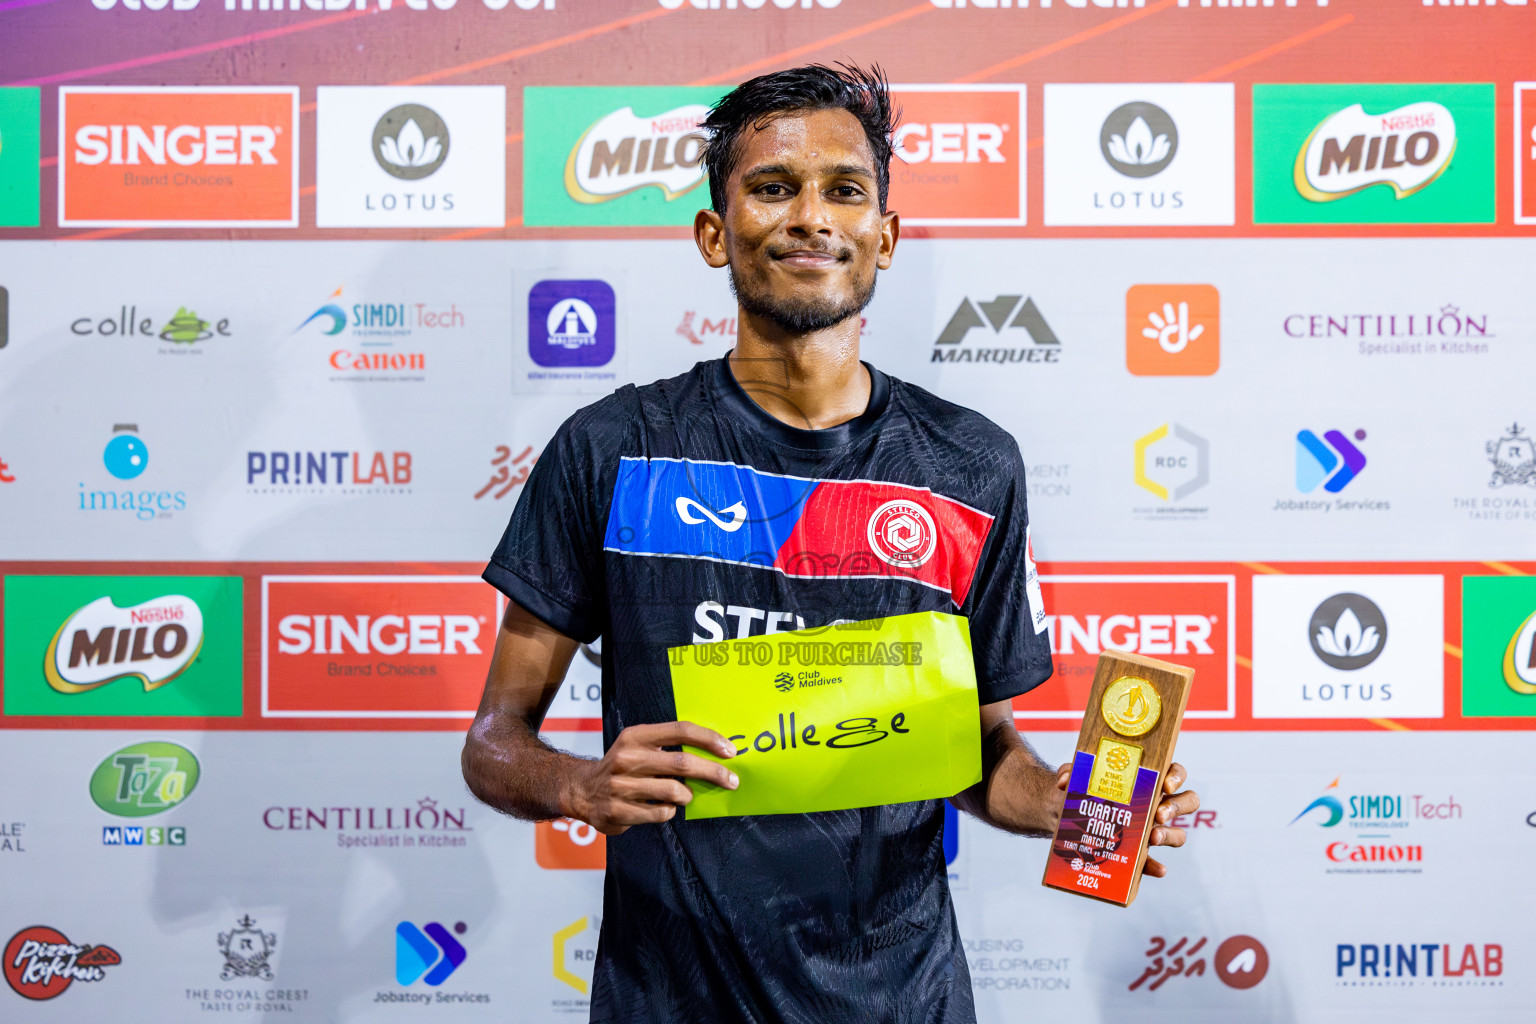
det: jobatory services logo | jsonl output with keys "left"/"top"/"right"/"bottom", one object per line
{"left": 1132, "top": 423, "right": 1209, "bottom": 519}
{"left": 261, "top": 574, "right": 497, "bottom": 719}
{"left": 932, "top": 294, "right": 1060, "bottom": 363}
{"left": 395, "top": 921, "right": 466, "bottom": 986}
{"left": 886, "top": 85, "right": 1025, "bottom": 226}
{"left": 535, "top": 817, "right": 607, "bottom": 869}
{"left": 1335, "top": 941, "right": 1502, "bottom": 987}
{"left": 1289, "top": 776, "right": 1460, "bottom": 873}
{"left": 522, "top": 86, "right": 727, "bottom": 226}
{"left": 59, "top": 86, "right": 298, "bottom": 227}
{"left": 1253, "top": 84, "right": 1494, "bottom": 224}
{"left": 1296, "top": 429, "right": 1367, "bottom": 494}
{"left": 1461, "top": 576, "right": 1536, "bottom": 716}
{"left": 1250, "top": 575, "right": 1443, "bottom": 718}
{"left": 4, "top": 926, "right": 120, "bottom": 1001}
{"left": 1044, "top": 84, "right": 1235, "bottom": 226}
{"left": 2, "top": 575, "right": 243, "bottom": 718}
{"left": 1125, "top": 285, "right": 1219, "bottom": 376}
{"left": 315, "top": 86, "right": 505, "bottom": 228}
{"left": 0, "top": 87, "right": 42, "bottom": 226}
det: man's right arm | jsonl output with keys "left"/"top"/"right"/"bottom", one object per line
{"left": 461, "top": 600, "right": 741, "bottom": 836}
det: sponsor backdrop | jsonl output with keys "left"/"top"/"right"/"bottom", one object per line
{"left": 2, "top": 1, "right": 1534, "bottom": 1021}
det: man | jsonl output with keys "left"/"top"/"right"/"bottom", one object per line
{"left": 464, "top": 64, "right": 1198, "bottom": 1023}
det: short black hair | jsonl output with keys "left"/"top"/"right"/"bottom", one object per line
{"left": 700, "top": 62, "right": 897, "bottom": 215}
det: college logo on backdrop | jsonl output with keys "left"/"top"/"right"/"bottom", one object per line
{"left": 1462, "top": 576, "right": 1536, "bottom": 717}
{"left": 4, "top": 926, "right": 120, "bottom": 1001}
{"left": 2, "top": 575, "right": 243, "bottom": 718}
{"left": 261, "top": 574, "right": 496, "bottom": 719}
{"left": 1250, "top": 575, "right": 1443, "bottom": 718}
{"left": 1125, "top": 285, "right": 1219, "bottom": 376}
{"left": 932, "top": 293, "right": 1060, "bottom": 364}
{"left": 0, "top": 87, "right": 42, "bottom": 227}
{"left": 1043, "top": 83, "right": 1234, "bottom": 226}
{"left": 1252, "top": 84, "right": 1494, "bottom": 224}
{"left": 886, "top": 85, "right": 1025, "bottom": 226}
{"left": 70, "top": 304, "right": 233, "bottom": 351}
{"left": 1132, "top": 422, "right": 1209, "bottom": 520}
{"left": 522, "top": 86, "right": 727, "bottom": 227}
{"left": 1025, "top": 574, "right": 1234, "bottom": 719}
{"left": 315, "top": 86, "right": 505, "bottom": 228}
{"left": 59, "top": 87, "right": 298, "bottom": 227}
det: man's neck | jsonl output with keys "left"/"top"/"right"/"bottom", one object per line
{"left": 727, "top": 309, "right": 870, "bottom": 432}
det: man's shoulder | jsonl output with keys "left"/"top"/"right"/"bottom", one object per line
{"left": 882, "top": 370, "right": 1021, "bottom": 459}
{"left": 558, "top": 361, "right": 711, "bottom": 449}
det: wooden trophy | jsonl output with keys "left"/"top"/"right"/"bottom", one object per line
{"left": 1041, "top": 649, "right": 1194, "bottom": 907}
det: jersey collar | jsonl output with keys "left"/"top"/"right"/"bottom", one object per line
{"left": 712, "top": 354, "right": 889, "bottom": 452}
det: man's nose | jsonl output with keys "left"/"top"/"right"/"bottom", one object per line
{"left": 785, "top": 184, "right": 833, "bottom": 236}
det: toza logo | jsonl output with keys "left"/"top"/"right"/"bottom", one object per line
{"left": 675, "top": 496, "right": 746, "bottom": 532}
{"left": 373, "top": 104, "right": 448, "bottom": 180}
{"left": 1308, "top": 593, "right": 1387, "bottom": 670}
{"left": 219, "top": 915, "right": 276, "bottom": 982}
{"left": 45, "top": 594, "right": 203, "bottom": 694}
{"left": 565, "top": 104, "right": 709, "bottom": 204}
{"left": 89, "top": 740, "right": 200, "bottom": 817}
{"left": 1488, "top": 423, "right": 1535, "bottom": 489}
{"left": 1101, "top": 101, "right": 1178, "bottom": 178}
{"left": 1295, "top": 101, "right": 1456, "bottom": 203}
{"left": 1296, "top": 429, "right": 1367, "bottom": 494}
{"left": 395, "top": 922, "right": 466, "bottom": 986}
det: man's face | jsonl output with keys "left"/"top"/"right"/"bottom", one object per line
{"left": 695, "top": 107, "right": 898, "bottom": 335}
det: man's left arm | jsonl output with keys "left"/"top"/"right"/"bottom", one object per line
{"left": 949, "top": 700, "right": 1201, "bottom": 879}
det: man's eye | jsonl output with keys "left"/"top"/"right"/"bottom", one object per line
{"left": 760, "top": 183, "right": 791, "bottom": 196}
{"left": 832, "top": 185, "right": 862, "bottom": 198}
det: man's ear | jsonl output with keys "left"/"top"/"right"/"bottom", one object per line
{"left": 876, "top": 209, "right": 900, "bottom": 271}
{"left": 694, "top": 208, "right": 730, "bottom": 269}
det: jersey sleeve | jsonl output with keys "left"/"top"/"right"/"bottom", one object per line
{"left": 964, "top": 443, "right": 1053, "bottom": 705}
{"left": 482, "top": 405, "right": 614, "bottom": 644}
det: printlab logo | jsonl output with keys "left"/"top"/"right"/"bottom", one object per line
{"left": 1125, "top": 285, "right": 1219, "bottom": 376}
{"left": 1296, "top": 429, "right": 1367, "bottom": 494}
{"left": 1130, "top": 935, "right": 1269, "bottom": 992}
{"left": 1488, "top": 424, "right": 1536, "bottom": 488}
{"left": 4, "top": 926, "right": 120, "bottom": 1001}
{"left": 1133, "top": 423, "right": 1209, "bottom": 506}
{"left": 373, "top": 104, "right": 449, "bottom": 180}
{"left": 219, "top": 916, "right": 275, "bottom": 981}
{"left": 1309, "top": 593, "right": 1387, "bottom": 671}
{"left": 396, "top": 921, "right": 466, "bottom": 986}
{"left": 1101, "top": 102, "right": 1177, "bottom": 178}
{"left": 932, "top": 294, "right": 1060, "bottom": 363}
{"left": 528, "top": 279, "right": 616, "bottom": 368}
{"left": 1336, "top": 941, "right": 1502, "bottom": 987}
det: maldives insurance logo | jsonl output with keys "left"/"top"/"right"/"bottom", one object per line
{"left": 1253, "top": 84, "right": 1494, "bottom": 224}
{"left": 59, "top": 86, "right": 298, "bottom": 227}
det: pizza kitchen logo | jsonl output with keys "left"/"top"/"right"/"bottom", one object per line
{"left": 4, "top": 926, "right": 121, "bottom": 1001}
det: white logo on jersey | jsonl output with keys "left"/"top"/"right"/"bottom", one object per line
{"left": 675, "top": 496, "right": 747, "bottom": 532}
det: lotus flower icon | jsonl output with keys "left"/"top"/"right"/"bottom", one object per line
{"left": 1307, "top": 593, "right": 1387, "bottom": 670}
{"left": 1099, "top": 101, "right": 1179, "bottom": 178}
{"left": 1107, "top": 117, "right": 1170, "bottom": 169}
{"left": 372, "top": 104, "right": 450, "bottom": 181}
{"left": 1315, "top": 606, "right": 1379, "bottom": 659}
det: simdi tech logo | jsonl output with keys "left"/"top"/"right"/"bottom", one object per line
{"left": 1252, "top": 84, "right": 1494, "bottom": 224}
{"left": 316, "top": 86, "right": 505, "bottom": 228}
{"left": 1125, "top": 285, "right": 1219, "bottom": 376}
{"left": 1462, "top": 576, "right": 1536, "bottom": 717}
{"left": 59, "top": 86, "right": 298, "bottom": 227}
{"left": 2, "top": 575, "right": 243, "bottom": 718}
{"left": 0, "top": 87, "right": 42, "bottom": 227}
{"left": 523, "top": 86, "right": 727, "bottom": 227}
{"left": 886, "top": 85, "right": 1025, "bottom": 226}
{"left": 1044, "top": 83, "right": 1235, "bottom": 226}
{"left": 293, "top": 284, "right": 464, "bottom": 383}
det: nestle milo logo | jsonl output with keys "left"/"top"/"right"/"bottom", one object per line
{"left": 44, "top": 594, "right": 204, "bottom": 695}
{"left": 89, "top": 741, "right": 200, "bottom": 818}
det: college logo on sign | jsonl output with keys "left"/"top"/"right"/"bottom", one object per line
{"left": 3, "top": 575, "right": 243, "bottom": 718}
{"left": 1251, "top": 575, "right": 1443, "bottom": 718}
{"left": 523, "top": 86, "right": 727, "bottom": 227}
{"left": 886, "top": 85, "right": 1025, "bottom": 226}
{"left": 59, "top": 86, "right": 298, "bottom": 227}
{"left": 315, "top": 86, "right": 505, "bottom": 228}
{"left": 1125, "top": 285, "right": 1219, "bottom": 376}
{"left": 1044, "top": 84, "right": 1234, "bottom": 226}
{"left": 0, "top": 87, "right": 42, "bottom": 227}
{"left": 261, "top": 575, "right": 497, "bottom": 719}
{"left": 1253, "top": 84, "right": 1494, "bottom": 225}
{"left": 4, "top": 926, "right": 120, "bottom": 1001}
{"left": 1462, "top": 576, "right": 1536, "bottom": 716}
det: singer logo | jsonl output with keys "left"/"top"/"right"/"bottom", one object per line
{"left": 1017, "top": 574, "right": 1235, "bottom": 719}
{"left": 261, "top": 575, "right": 498, "bottom": 719}
{"left": 887, "top": 86, "right": 1025, "bottom": 226}
{"left": 59, "top": 87, "right": 298, "bottom": 227}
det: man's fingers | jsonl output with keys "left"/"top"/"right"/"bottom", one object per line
{"left": 614, "top": 776, "right": 694, "bottom": 806}
{"left": 622, "top": 720, "right": 737, "bottom": 759}
{"left": 1164, "top": 763, "right": 1187, "bottom": 793}
{"left": 1156, "top": 789, "right": 1200, "bottom": 824}
{"left": 1055, "top": 763, "right": 1071, "bottom": 791}
{"left": 622, "top": 749, "right": 739, "bottom": 789}
{"left": 1149, "top": 826, "right": 1186, "bottom": 849}
{"left": 1143, "top": 856, "right": 1168, "bottom": 879}
{"left": 597, "top": 800, "right": 679, "bottom": 831}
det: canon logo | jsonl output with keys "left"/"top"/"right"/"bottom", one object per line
{"left": 1044, "top": 614, "right": 1214, "bottom": 656}
{"left": 894, "top": 122, "right": 1006, "bottom": 164}
{"left": 276, "top": 614, "right": 482, "bottom": 656}
{"left": 74, "top": 124, "right": 279, "bottom": 166}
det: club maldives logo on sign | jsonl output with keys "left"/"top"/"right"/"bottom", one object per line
{"left": 1251, "top": 575, "right": 1443, "bottom": 719}
{"left": 59, "top": 87, "right": 298, "bottom": 228}
{"left": 1024, "top": 574, "right": 1235, "bottom": 719}
{"left": 1125, "top": 285, "right": 1219, "bottom": 376}
{"left": 523, "top": 86, "right": 726, "bottom": 227}
{"left": 4, "top": 926, "right": 120, "bottom": 1001}
{"left": 315, "top": 86, "right": 505, "bottom": 228}
{"left": 261, "top": 575, "right": 498, "bottom": 719}
{"left": 1044, "top": 84, "right": 1235, "bottom": 226}
{"left": 0, "top": 87, "right": 42, "bottom": 227}
{"left": 1462, "top": 576, "right": 1536, "bottom": 717}
{"left": 887, "top": 85, "right": 1025, "bottom": 226}
{"left": 2, "top": 575, "right": 243, "bottom": 718}
{"left": 1252, "top": 84, "right": 1494, "bottom": 225}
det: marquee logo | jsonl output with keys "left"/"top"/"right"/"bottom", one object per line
{"left": 89, "top": 740, "right": 201, "bottom": 817}
{"left": 1336, "top": 942, "right": 1501, "bottom": 984}
{"left": 887, "top": 85, "right": 1025, "bottom": 226}
{"left": 59, "top": 86, "right": 298, "bottom": 227}
{"left": 932, "top": 294, "right": 1060, "bottom": 364}
{"left": 44, "top": 594, "right": 203, "bottom": 694}
{"left": 1295, "top": 102, "right": 1454, "bottom": 203}
{"left": 4, "top": 926, "right": 120, "bottom": 1001}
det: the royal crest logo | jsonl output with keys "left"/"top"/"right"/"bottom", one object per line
{"left": 4, "top": 926, "right": 120, "bottom": 1001}
{"left": 1488, "top": 423, "right": 1536, "bottom": 489}
{"left": 44, "top": 594, "right": 203, "bottom": 694}
{"left": 219, "top": 915, "right": 276, "bottom": 981}
{"left": 1294, "top": 101, "right": 1456, "bottom": 203}
{"left": 564, "top": 104, "right": 709, "bottom": 205}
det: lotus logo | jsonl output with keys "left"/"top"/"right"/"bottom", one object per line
{"left": 675, "top": 496, "right": 746, "bottom": 532}
{"left": 1294, "top": 101, "right": 1456, "bottom": 202}
{"left": 44, "top": 594, "right": 204, "bottom": 694}
{"left": 373, "top": 104, "right": 449, "bottom": 181}
{"left": 1100, "top": 102, "right": 1178, "bottom": 178}
{"left": 1308, "top": 593, "right": 1387, "bottom": 670}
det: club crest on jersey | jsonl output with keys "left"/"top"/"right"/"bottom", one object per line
{"left": 675, "top": 496, "right": 747, "bottom": 532}
{"left": 867, "top": 499, "right": 937, "bottom": 568}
